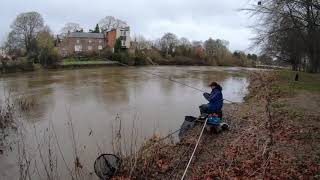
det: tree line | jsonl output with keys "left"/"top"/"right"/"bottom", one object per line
{"left": 118, "top": 32, "right": 258, "bottom": 67}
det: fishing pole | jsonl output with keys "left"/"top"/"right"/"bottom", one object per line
{"left": 116, "top": 62, "right": 237, "bottom": 104}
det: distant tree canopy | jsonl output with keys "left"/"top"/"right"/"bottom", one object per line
{"left": 98, "top": 16, "right": 127, "bottom": 32}
{"left": 132, "top": 35, "right": 152, "bottom": 50}
{"left": 136, "top": 32, "right": 255, "bottom": 67}
{"left": 246, "top": 0, "right": 320, "bottom": 72}
{"left": 204, "top": 38, "right": 229, "bottom": 60}
{"left": 160, "top": 33, "right": 179, "bottom": 56}
{"left": 176, "top": 37, "right": 192, "bottom": 56}
{"left": 60, "top": 22, "right": 82, "bottom": 34}
{"left": 9, "top": 11, "right": 44, "bottom": 53}
{"left": 4, "top": 11, "right": 59, "bottom": 67}
{"left": 5, "top": 30, "right": 24, "bottom": 55}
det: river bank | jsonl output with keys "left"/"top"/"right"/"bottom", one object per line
{"left": 116, "top": 70, "right": 320, "bottom": 179}
{"left": 0, "top": 55, "right": 257, "bottom": 74}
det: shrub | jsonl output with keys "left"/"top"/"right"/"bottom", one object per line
{"left": 37, "top": 30, "right": 60, "bottom": 67}
{"left": 38, "top": 47, "right": 59, "bottom": 67}
{"left": 146, "top": 49, "right": 162, "bottom": 62}
{"left": 111, "top": 52, "right": 135, "bottom": 65}
{"left": 101, "top": 48, "right": 113, "bottom": 59}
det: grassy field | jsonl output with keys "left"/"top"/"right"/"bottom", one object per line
{"left": 274, "top": 70, "right": 320, "bottom": 93}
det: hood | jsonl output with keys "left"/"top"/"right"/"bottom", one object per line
{"left": 213, "top": 85, "right": 222, "bottom": 91}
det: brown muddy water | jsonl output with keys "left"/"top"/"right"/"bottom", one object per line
{"left": 0, "top": 66, "right": 253, "bottom": 179}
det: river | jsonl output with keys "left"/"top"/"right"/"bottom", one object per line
{"left": 0, "top": 66, "right": 252, "bottom": 179}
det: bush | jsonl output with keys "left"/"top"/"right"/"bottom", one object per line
{"left": 101, "top": 48, "right": 113, "bottom": 59}
{"left": 134, "top": 51, "right": 148, "bottom": 65}
{"left": 146, "top": 49, "right": 162, "bottom": 62}
{"left": 38, "top": 47, "right": 59, "bottom": 67}
{"left": 0, "top": 57, "right": 34, "bottom": 73}
{"left": 111, "top": 52, "right": 135, "bottom": 65}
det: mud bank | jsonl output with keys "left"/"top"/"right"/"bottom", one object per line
{"left": 115, "top": 71, "right": 320, "bottom": 179}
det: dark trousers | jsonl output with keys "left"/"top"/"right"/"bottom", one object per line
{"left": 199, "top": 104, "right": 223, "bottom": 116}
{"left": 199, "top": 104, "right": 209, "bottom": 114}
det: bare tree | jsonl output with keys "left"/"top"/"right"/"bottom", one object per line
{"left": 160, "top": 32, "right": 179, "bottom": 56}
{"left": 179, "top": 37, "right": 191, "bottom": 47}
{"left": 133, "top": 35, "right": 152, "bottom": 50}
{"left": 60, "top": 23, "right": 82, "bottom": 34}
{"left": 204, "top": 38, "right": 216, "bottom": 57}
{"left": 245, "top": 0, "right": 320, "bottom": 72}
{"left": 176, "top": 37, "right": 192, "bottom": 56}
{"left": 152, "top": 38, "right": 162, "bottom": 50}
{"left": 10, "top": 11, "right": 44, "bottom": 53}
{"left": 204, "top": 38, "right": 229, "bottom": 61}
{"left": 4, "top": 30, "right": 24, "bottom": 55}
{"left": 98, "top": 16, "right": 128, "bottom": 32}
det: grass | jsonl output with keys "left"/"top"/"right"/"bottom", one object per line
{"left": 271, "top": 70, "right": 320, "bottom": 121}
{"left": 60, "top": 57, "right": 117, "bottom": 66}
{"left": 61, "top": 61, "right": 112, "bottom": 65}
{"left": 274, "top": 70, "right": 320, "bottom": 94}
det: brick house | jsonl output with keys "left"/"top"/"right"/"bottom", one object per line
{"left": 57, "top": 32, "right": 106, "bottom": 57}
{"left": 57, "top": 27, "right": 131, "bottom": 57}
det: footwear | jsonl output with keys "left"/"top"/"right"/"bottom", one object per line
{"left": 221, "top": 123, "right": 229, "bottom": 130}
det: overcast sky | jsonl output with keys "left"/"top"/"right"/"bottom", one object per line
{"left": 0, "top": 0, "right": 256, "bottom": 52}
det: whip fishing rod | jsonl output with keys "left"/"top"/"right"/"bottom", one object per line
{"left": 116, "top": 62, "right": 237, "bottom": 104}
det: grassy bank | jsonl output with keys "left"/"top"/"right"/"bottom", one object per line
{"left": 59, "top": 57, "right": 119, "bottom": 67}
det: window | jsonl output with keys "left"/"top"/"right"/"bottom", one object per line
{"left": 76, "top": 39, "right": 80, "bottom": 44}
{"left": 75, "top": 45, "right": 82, "bottom": 52}
{"left": 99, "top": 40, "right": 102, "bottom": 44}
{"left": 98, "top": 45, "right": 103, "bottom": 50}
{"left": 121, "top": 40, "right": 126, "bottom": 46}
{"left": 88, "top": 46, "right": 92, "bottom": 51}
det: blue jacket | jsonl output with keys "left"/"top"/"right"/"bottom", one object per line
{"left": 203, "top": 86, "right": 223, "bottom": 112}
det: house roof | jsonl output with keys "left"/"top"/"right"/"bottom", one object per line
{"left": 68, "top": 32, "right": 104, "bottom": 39}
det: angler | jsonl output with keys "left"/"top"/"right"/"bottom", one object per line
{"left": 198, "top": 81, "right": 229, "bottom": 133}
